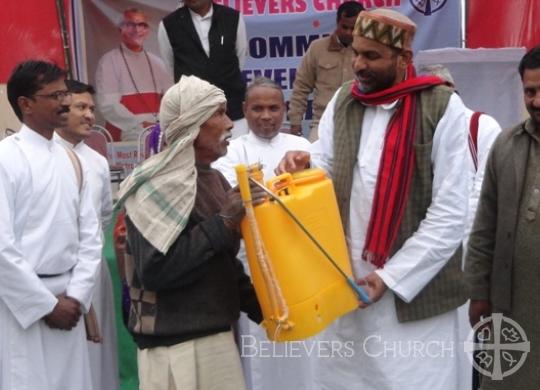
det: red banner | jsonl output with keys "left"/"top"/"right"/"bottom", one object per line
{"left": 467, "top": 0, "right": 540, "bottom": 49}
{"left": 0, "top": 1, "right": 71, "bottom": 82}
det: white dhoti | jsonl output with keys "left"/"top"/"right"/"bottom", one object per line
{"left": 137, "top": 331, "right": 245, "bottom": 390}
{"left": 0, "top": 274, "right": 93, "bottom": 390}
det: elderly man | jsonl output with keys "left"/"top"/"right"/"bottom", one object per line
{"left": 466, "top": 45, "right": 540, "bottom": 389}
{"left": 288, "top": 1, "right": 364, "bottom": 141}
{"left": 95, "top": 7, "right": 172, "bottom": 141}
{"left": 116, "top": 75, "right": 263, "bottom": 390}
{"left": 212, "top": 76, "right": 312, "bottom": 390}
{"left": 54, "top": 79, "right": 119, "bottom": 390}
{"left": 158, "top": 0, "right": 248, "bottom": 138}
{"left": 1, "top": 61, "right": 101, "bottom": 389}
{"left": 278, "top": 9, "right": 470, "bottom": 389}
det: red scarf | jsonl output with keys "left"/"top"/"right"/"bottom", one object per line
{"left": 350, "top": 64, "right": 445, "bottom": 268}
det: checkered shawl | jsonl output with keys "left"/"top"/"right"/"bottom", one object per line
{"left": 116, "top": 76, "right": 226, "bottom": 254}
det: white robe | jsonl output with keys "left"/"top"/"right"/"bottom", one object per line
{"left": 213, "top": 131, "right": 315, "bottom": 390}
{"left": 310, "top": 90, "right": 470, "bottom": 390}
{"left": 95, "top": 43, "right": 173, "bottom": 141}
{"left": 55, "top": 135, "right": 120, "bottom": 390}
{"left": 213, "top": 131, "right": 312, "bottom": 186}
{"left": 0, "top": 125, "right": 102, "bottom": 390}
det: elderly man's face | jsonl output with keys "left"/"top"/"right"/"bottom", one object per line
{"left": 351, "top": 36, "right": 407, "bottom": 93}
{"left": 243, "top": 86, "right": 285, "bottom": 140}
{"left": 194, "top": 103, "right": 233, "bottom": 163}
{"left": 120, "top": 11, "right": 149, "bottom": 51}
{"left": 523, "top": 68, "right": 540, "bottom": 128}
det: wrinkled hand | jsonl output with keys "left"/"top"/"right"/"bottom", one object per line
{"left": 44, "top": 294, "right": 82, "bottom": 330}
{"left": 469, "top": 299, "right": 492, "bottom": 328}
{"left": 289, "top": 124, "right": 303, "bottom": 137}
{"left": 220, "top": 182, "right": 267, "bottom": 230}
{"left": 275, "top": 151, "right": 311, "bottom": 175}
{"left": 356, "top": 272, "right": 388, "bottom": 309}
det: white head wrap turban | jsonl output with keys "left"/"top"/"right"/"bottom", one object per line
{"left": 116, "top": 75, "right": 226, "bottom": 253}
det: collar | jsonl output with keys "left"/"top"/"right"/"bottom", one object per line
{"left": 328, "top": 32, "right": 346, "bottom": 52}
{"left": 18, "top": 124, "right": 56, "bottom": 151}
{"left": 520, "top": 117, "right": 540, "bottom": 142}
{"left": 120, "top": 42, "right": 144, "bottom": 56}
{"left": 189, "top": 4, "right": 213, "bottom": 21}
{"left": 247, "top": 130, "right": 281, "bottom": 145}
{"left": 53, "top": 132, "right": 84, "bottom": 151}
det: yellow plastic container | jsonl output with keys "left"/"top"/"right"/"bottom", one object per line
{"left": 236, "top": 165, "right": 359, "bottom": 342}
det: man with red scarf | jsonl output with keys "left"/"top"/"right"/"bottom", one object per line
{"left": 277, "top": 8, "right": 469, "bottom": 389}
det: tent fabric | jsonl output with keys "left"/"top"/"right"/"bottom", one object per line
{"left": 415, "top": 47, "right": 527, "bottom": 130}
{"left": 467, "top": 0, "right": 540, "bottom": 49}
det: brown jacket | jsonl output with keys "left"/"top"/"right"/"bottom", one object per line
{"left": 466, "top": 119, "right": 536, "bottom": 312}
{"left": 288, "top": 33, "right": 355, "bottom": 140}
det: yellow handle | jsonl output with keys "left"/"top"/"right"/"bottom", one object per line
{"left": 235, "top": 164, "right": 252, "bottom": 202}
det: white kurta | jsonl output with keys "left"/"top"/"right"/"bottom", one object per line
{"left": 95, "top": 43, "right": 173, "bottom": 141}
{"left": 213, "top": 131, "right": 315, "bottom": 390}
{"left": 213, "top": 131, "right": 311, "bottom": 186}
{"left": 55, "top": 135, "right": 120, "bottom": 390}
{"left": 0, "top": 126, "right": 102, "bottom": 390}
{"left": 457, "top": 110, "right": 501, "bottom": 390}
{"left": 310, "top": 90, "right": 470, "bottom": 390}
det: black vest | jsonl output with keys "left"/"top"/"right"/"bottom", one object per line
{"left": 162, "top": 4, "right": 246, "bottom": 120}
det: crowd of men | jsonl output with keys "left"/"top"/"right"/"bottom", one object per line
{"left": 1, "top": 1, "right": 540, "bottom": 390}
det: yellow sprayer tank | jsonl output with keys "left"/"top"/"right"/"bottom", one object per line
{"left": 236, "top": 165, "right": 359, "bottom": 342}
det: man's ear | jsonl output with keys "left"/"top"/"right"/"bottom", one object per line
{"left": 17, "top": 96, "right": 33, "bottom": 117}
{"left": 242, "top": 101, "right": 247, "bottom": 117}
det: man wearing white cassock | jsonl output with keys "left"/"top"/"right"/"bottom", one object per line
{"left": 0, "top": 61, "right": 101, "bottom": 390}
{"left": 54, "top": 79, "right": 119, "bottom": 390}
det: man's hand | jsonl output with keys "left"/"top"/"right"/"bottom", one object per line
{"left": 220, "top": 182, "right": 267, "bottom": 230}
{"left": 356, "top": 272, "right": 388, "bottom": 309}
{"left": 469, "top": 299, "right": 492, "bottom": 328}
{"left": 289, "top": 124, "right": 303, "bottom": 137}
{"left": 44, "top": 294, "right": 82, "bottom": 330}
{"left": 275, "top": 151, "right": 311, "bottom": 175}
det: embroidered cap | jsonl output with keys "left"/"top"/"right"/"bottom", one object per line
{"left": 353, "top": 8, "right": 416, "bottom": 51}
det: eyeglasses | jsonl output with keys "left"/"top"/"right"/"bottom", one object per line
{"left": 122, "top": 21, "right": 149, "bottom": 29}
{"left": 32, "top": 90, "right": 72, "bottom": 101}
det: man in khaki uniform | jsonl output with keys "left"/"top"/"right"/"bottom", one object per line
{"left": 288, "top": 1, "right": 363, "bottom": 141}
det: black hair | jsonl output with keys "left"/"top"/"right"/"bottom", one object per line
{"left": 7, "top": 60, "right": 66, "bottom": 121}
{"left": 337, "top": 1, "right": 364, "bottom": 22}
{"left": 65, "top": 79, "right": 96, "bottom": 95}
{"left": 519, "top": 45, "right": 540, "bottom": 79}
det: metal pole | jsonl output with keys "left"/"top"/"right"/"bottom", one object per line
{"left": 56, "top": 0, "right": 74, "bottom": 78}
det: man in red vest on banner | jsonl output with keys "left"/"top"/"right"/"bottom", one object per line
{"left": 95, "top": 8, "right": 173, "bottom": 141}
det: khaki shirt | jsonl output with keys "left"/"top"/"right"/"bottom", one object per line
{"left": 288, "top": 33, "right": 355, "bottom": 139}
